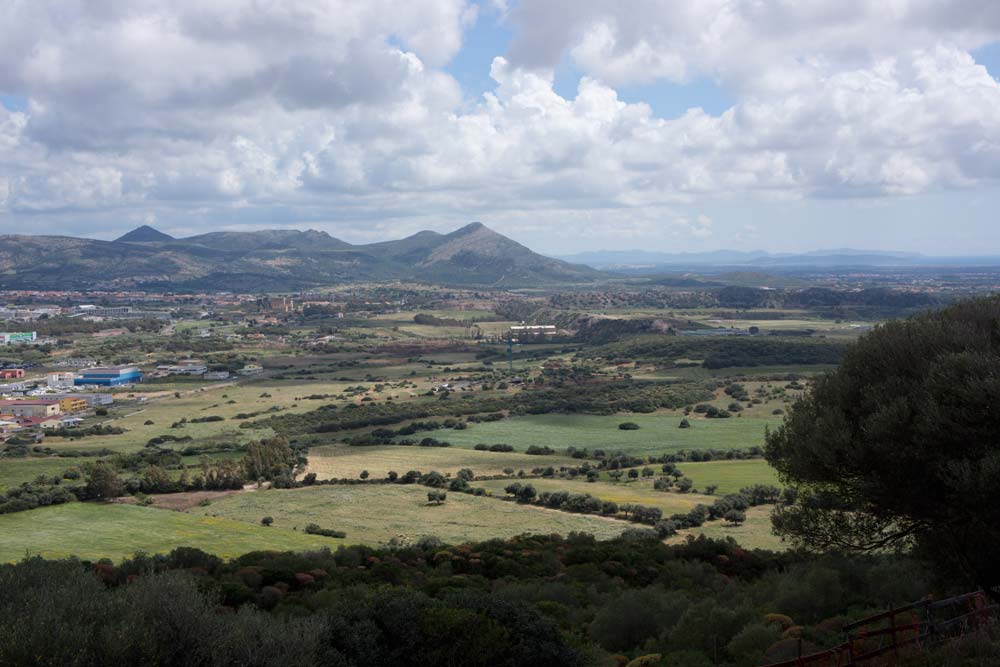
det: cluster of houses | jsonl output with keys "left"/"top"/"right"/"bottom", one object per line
{"left": 147, "top": 359, "right": 262, "bottom": 380}
{"left": 0, "top": 395, "right": 94, "bottom": 439}
{"left": 0, "top": 365, "right": 137, "bottom": 441}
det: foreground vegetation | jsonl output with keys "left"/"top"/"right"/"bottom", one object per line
{"left": 0, "top": 535, "right": 944, "bottom": 667}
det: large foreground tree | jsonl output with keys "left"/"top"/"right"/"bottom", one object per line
{"left": 766, "top": 296, "right": 1000, "bottom": 593}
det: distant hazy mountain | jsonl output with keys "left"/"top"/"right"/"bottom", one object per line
{"left": 0, "top": 223, "right": 603, "bottom": 291}
{"left": 556, "top": 248, "right": 999, "bottom": 271}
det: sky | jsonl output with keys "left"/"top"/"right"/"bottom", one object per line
{"left": 2, "top": 1, "right": 1000, "bottom": 256}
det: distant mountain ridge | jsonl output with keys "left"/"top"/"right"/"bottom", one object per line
{"left": 0, "top": 223, "right": 603, "bottom": 291}
{"left": 556, "top": 248, "right": 1000, "bottom": 271}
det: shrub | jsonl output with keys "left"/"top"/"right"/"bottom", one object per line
{"left": 618, "top": 422, "right": 640, "bottom": 430}
{"left": 261, "top": 516, "right": 273, "bottom": 526}
{"left": 303, "top": 523, "right": 346, "bottom": 539}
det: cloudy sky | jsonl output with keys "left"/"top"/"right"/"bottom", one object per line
{"left": 2, "top": 1, "right": 1000, "bottom": 255}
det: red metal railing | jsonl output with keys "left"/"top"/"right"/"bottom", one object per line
{"left": 762, "top": 588, "right": 999, "bottom": 666}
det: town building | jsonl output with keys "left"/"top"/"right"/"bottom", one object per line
{"left": 0, "top": 419, "right": 22, "bottom": 440}
{"left": 72, "top": 305, "right": 171, "bottom": 321}
{"left": 0, "top": 381, "right": 29, "bottom": 394}
{"left": 52, "top": 358, "right": 97, "bottom": 368}
{"left": 48, "top": 393, "right": 113, "bottom": 408}
{"left": 0, "top": 399, "right": 62, "bottom": 417}
{"left": 680, "top": 328, "right": 751, "bottom": 337}
{"left": 58, "top": 397, "right": 88, "bottom": 413}
{"left": 203, "top": 371, "right": 231, "bottom": 380}
{"left": 74, "top": 366, "right": 143, "bottom": 387}
{"left": 14, "top": 416, "right": 63, "bottom": 430}
{"left": 0, "top": 369, "right": 25, "bottom": 379}
{"left": 47, "top": 372, "right": 78, "bottom": 389}
{"left": 156, "top": 359, "right": 208, "bottom": 375}
{"left": 0, "top": 332, "right": 37, "bottom": 346}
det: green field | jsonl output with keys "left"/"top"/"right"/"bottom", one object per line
{"left": 414, "top": 412, "right": 775, "bottom": 455}
{"left": 305, "top": 444, "right": 580, "bottom": 480}
{"left": 190, "top": 484, "right": 628, "bottom": 545}
{"left": 473, "top": 477, "right": 715, "bottom": 515}
{"left": 679, "top": 459, "right": 780, "bottom": 495}
{"left": 668, "top": 505, "right": 785, "bottom": 551}
{"left": 0, "top": 502, "right": 333, "bottom": 562}
{"left": 0, "top": 457, "right": 79, "bottom": 492}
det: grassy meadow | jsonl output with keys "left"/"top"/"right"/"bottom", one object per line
{"left": 305, "top": 444, "right": 580, "bottom": 480}
{"left": 473, "top": 477, "right": 716, "bottom": 515}
{"left": 190, "top": 484, "right": 628, "bottom": 545}
{"left": 415, "top": 412, "right": 775, "bottom": 456}
{"left": 678, "top": 458, "right": 780, "bottom": 494}
{"left": 668, "top": 505, "right": 785, "bottom": 551}
{"left": 0, "top": 457, "right": 79, "bottom": 493}
{"left": 0, "top": 502, "right": 333, "bottom": 562}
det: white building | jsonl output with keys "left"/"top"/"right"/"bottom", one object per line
{"left": 47, "top": 372, "right": 77, "bottom": 389}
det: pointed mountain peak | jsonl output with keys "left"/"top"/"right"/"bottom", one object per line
{"left": 115, "top": 225, "right": 174, "bottom": 243}
{"left": 449, "top": 221, "right": 492, "bottom": 236}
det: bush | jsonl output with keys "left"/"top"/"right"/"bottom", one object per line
{"left": 678, "top": 418, "right": 691, "bottom": 428}
{"left": 261, "top": 516, "right": 273, "bottom": 526}
{"left": 618, "top": 422, "right": 640, "bottom": 430}
{"left": 303, "top": 523, "right": 346, "bottom": 539}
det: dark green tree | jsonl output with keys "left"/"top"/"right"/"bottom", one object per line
{"left": 766, "top": 297, "right": 1000, "bottom": 594}
{"left": 242, "top": 437, "right": 296, "bottom": 481}
{"left": 86, "top": 462, "right": 123, "bottom": 500}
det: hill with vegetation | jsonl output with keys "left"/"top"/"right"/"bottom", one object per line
{"left": 0, "top": 223, "right": 604, "bottom": 291}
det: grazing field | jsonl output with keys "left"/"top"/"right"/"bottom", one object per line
{"left": 305, "top": 444, "right": 580, "bottom": 479}
{"left": 190, "top": 484, "right": 628, "bottom": 545}
{"left": 0, "top": 457, "right": 78, "bottom": 492}
{"left": 473, "top": 477, "right": 716, "bottom": 515}
{"left": 668, "top": 505, "right": 785, "bottom": 551}
{"left": 679, "top": 459, "right": 781, "bottom": 495}
{"left": 0, "top": 502, "right": 333, "bottom": 562}
{"left": 415, "top": 412, "right": 774, "bottom": 455}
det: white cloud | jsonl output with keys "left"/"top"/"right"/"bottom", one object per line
{"left": 0, "top": 0, "right": 999, "bottom": 248}
{"left": 507, "top": 0, "right": 1000, "bottom": 90}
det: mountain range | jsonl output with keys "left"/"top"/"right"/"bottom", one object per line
{"left": 556, "top": 248, "right": 1000, "bottom": 272}
{"left": 0, "top": 223, "right": 603, "bottom": 291}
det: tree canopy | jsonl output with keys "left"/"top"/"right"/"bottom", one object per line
{"left": 766, "top": 296, "right": 1000, "bottom": 592}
